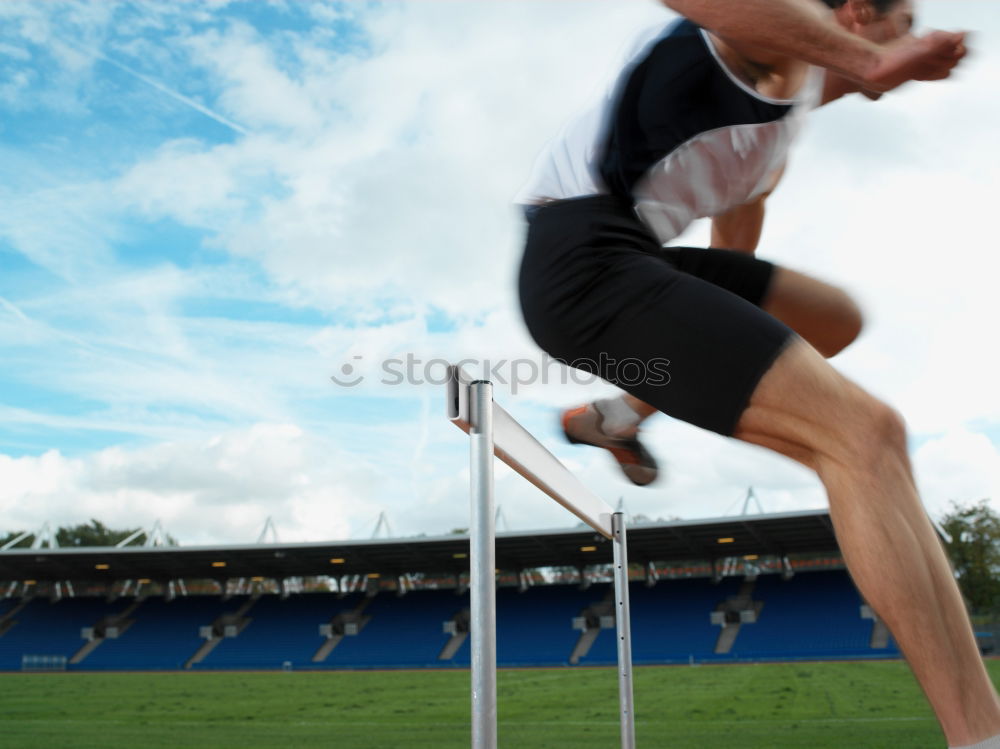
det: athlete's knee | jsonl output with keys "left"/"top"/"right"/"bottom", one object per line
{"left": 823, "top": 393, "right": 908, "bottom": 472}
{"left": 863, "top": 399, "right": 907, "bottom": 455}
{"left": 736, "top": 340, "right": 903, "bottom": 472}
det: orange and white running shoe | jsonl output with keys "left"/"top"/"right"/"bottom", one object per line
{"left": 561, "top": 403, "right": 658, "bottom": 486}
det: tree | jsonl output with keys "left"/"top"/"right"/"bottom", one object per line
{"left": 56, "top": 519, "right": 143, "bottom": 547}
{"left": 0, "top": 530, "right": 32, "bottom": 549}
{"left": 941, "top": 499, "right": 1000, "bottom": 614}
{"left": 0, "top": 520, "right": 177, "bottom": 549}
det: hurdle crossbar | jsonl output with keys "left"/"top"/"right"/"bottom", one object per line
{"left": 447, "top": 364, "right": 636, "bottom": 749}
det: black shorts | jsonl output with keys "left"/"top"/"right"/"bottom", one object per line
{"left": 517, "top": 195, "right": 795, "bottom": 436}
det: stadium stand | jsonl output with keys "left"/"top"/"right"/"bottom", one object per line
{"left": 0, "top": 569, "right": 899, "bottom": 671}
{"left": 0, "top": 511, "right": 906, "bottom": 671}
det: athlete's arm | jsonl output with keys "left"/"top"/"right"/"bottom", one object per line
{"left": 658, "top": 0, "right": 966, "bottom": 90}
{"left": 821, "top": 69, "right": 885, "bottom": 105}
{"left": 710, "top": 197, "right": 767, "bottom": 253}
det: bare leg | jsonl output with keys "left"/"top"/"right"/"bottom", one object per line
{"left": 735, "top": 339, "right": 1000, "bottom": 747}
{"left": 759, "top": 265, "right": 862, "bottom": 357}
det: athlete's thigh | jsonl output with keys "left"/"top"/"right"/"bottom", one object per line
{"left": 762, "top": 266, "right": 863, "bottom": 357}
{"left": 661, "top": 247, "right": 862, "bottom": 357}
{"left": 658, "top": 246, "right": 775, "bottom": 307}
{"left": 569, "top": 260, "right": 796, "bottom": 437}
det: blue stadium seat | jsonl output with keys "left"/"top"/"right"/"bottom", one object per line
{"left": 85, "top": 595, "right": 232, "bottom": 670}
{"left": 203, "top": 593, "right": 360, "bottom": 670}
{"left": 581, "top": 577, "right": 744, "bottom": 666}
{"left": 0, "top": 597, "right": 129, "bottom": 670}
{"left": 325, "top": 589, "right": 470, "bottom": 669}
{"left": 729, "top": 570, "right": 898, "bottom": 660}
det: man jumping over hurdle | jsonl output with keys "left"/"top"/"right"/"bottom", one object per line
{"left": 516, "top": 1, "right": 1000, "bottom": 747}
{"left": 547, "top": 0, "right": 911, "bottom": 487}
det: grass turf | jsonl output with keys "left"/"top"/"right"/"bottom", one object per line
{"left": 3, "top": 660, "right": 998, "bottom": 748}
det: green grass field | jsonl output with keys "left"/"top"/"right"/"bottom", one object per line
{"left": 3, "top": 660, "right": 998, "bottom": 749}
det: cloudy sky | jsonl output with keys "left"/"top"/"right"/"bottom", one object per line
{"left": 1, "top": 0, "right": 997, "bottom": 546}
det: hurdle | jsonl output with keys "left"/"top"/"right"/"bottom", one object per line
{"left": 447, "top": 364, "right": 635, "bottom": 749}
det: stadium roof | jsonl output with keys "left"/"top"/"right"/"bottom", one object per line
{"left": 0, "top": 510, "right": 839, "bottom": 583}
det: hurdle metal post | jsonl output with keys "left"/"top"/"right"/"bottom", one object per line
{"left": 448, "top": 365, "right": 636, "bottom": 749}
{"left": 469, "top": 380, "right": 497, "bottom": 749}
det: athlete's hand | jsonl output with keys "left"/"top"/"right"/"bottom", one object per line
{"left": 862, "top": 31, "right": 968, "bottom": 93}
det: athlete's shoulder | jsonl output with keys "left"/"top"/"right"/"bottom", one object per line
{"left": 631, "top": 18, "right": 712, "bottom": 70}
{"left": 626, "top": 17, "right": 704, "bottom": 58}
{"left": 620, "top": 17, "right": 715, "bottom": 97}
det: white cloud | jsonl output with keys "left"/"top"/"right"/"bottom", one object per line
{"left": 184, "top": 21, "right": 325, "bottom": 135}
{"left": 914, "top": 429, "right": 1000, "bottom": 520}
{"left": 0, "top": 174, "right": 120, "bottom": 283}
{"left": 96, "top": 2, "right": 672, "bottom": 316}
{"left": 0, "top": 423, "right": 375, "bottom": 544}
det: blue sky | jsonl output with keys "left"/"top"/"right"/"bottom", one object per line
{"left": 1, "top": 2, "right": 369, "bottom": 455}
{"left": 1, "top": 1, "right": 998, "bottom": 544}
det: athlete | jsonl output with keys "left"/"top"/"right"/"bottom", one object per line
{"left": 551, "top": 0, "right": 913, "bottom": 487}
{"left": 516, "top": 1, "right": 1000, "bottom": 747}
